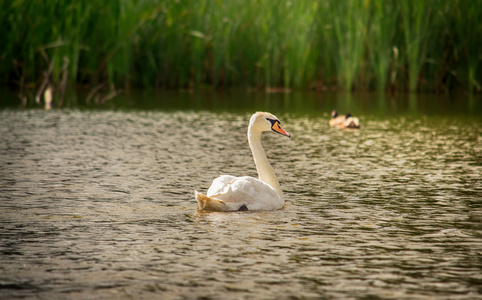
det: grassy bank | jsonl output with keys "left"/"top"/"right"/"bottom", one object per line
{"left": 1, "top": 0, "right": 481, "bottom": 97}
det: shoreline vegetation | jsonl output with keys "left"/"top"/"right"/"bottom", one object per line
{"left": 1, "top": 0, "right": 481, "bottom": 106}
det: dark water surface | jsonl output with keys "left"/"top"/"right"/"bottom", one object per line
{"left": 1, "top": 91, "right": 481, "bottom": 299}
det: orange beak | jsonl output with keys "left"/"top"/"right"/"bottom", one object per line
{"left": 272, "top": 121, "right": 291, "bottom": 138}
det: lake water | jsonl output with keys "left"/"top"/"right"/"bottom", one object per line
{"left": 1, "top": 90, "right": 481, "bottom": 299}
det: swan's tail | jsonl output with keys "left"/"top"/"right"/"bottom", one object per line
{"left": 194, "top": 191, "right": 228, "bottom": 211}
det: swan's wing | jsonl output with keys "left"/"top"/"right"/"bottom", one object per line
{"left": 207, "top": 175, "right": 237, "bottom": 196}
{"left": 231, "top": 177, "right": 282, "bottom": 210}
{"left": 207, "top": 175, "right": 282, "bottom": 210}
{"left": 231, "top": 176, "right": 279, "bottom": 201}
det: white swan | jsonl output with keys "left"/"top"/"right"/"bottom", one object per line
{"left": 195, "top": 112, "right": 290, "bottom": 211}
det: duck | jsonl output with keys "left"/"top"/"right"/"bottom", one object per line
{"left": 340, "top": 115, "right": 360, "bottom": 129}
{"left": 329, "top": 110, "right": 347, "bottom": 127}
{"left": 329, "top": 110, "right": 360, "bottom": 129}
{"left": 195, "top": 112, "right": 291, "bottom": 211}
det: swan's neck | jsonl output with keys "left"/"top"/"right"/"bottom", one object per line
{"left": 248, "top": 127, "right": 283, "bottom": 198}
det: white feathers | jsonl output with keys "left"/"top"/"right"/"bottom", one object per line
{"left": 205, "top": 175, "right": 282, "bottom": 211}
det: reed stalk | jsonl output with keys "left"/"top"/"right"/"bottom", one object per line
{"left": 399, "top": 0, "right": 435, "bottom": 92}
{"left": 366, "top": 0, "right": 398, "bottom": 91}
{"left": 324, "top": 0, "right": 369, "bottom": 91}
{"left": 452, "top": 0, "right": 482, "bottom": 92}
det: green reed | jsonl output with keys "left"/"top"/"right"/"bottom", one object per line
{"left": 366, "top": 0, "right": 399, "bottom": 91}
{"left": 324, "top": 0, "right": 368, "bottom": 91}
{"left": 0, "top": 0, "right": 481, "bottom": 97}
{"left": 452, "top": 0, "right": 482, "bottom": 92}
{"left": 399, "top": 0, "right": 435, "bottom": 92}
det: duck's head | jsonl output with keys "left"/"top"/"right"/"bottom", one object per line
{"left": 345, "top": 113, "right": 352, "bottom": 119}
{"left": 250, "top": 112, "right": 290, "bottom": 138}
{"left": 331, "top": 110, "right": 338, "bottom": 118}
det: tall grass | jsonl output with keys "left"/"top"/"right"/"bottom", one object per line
{"left": 366, "top": 0, "right": 399, "bottom": 91}
{"left": 452, "top": 1, "right": 482, "bottom": 92}
{"left": 0, "top": 0, "right": 481, "bottom": 96}
{"left": 324, "top": 0, "right": 368, "bottom": 91}
{"left": 399, "top": 0, "right": 435, "bottom": 92}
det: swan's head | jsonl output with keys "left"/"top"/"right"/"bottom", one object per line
{"left": 250, "top": 112, "right": 290, "bottom": 138}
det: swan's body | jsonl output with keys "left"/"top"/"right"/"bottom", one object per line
{"left": 195, "top": 112, "right": 290, "bottom": 211}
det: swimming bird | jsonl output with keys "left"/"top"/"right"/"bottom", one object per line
{"left": 340, "top": 115, "right": 360, "bottom": 129}
{"left": 329, "top": 110, "right": 348, "bottom": 127}
{"left": 329, "top": 110, "right": 360, "bottom": 129}
{"left": 195, "top": 112, "right": 290, "bottom": 211}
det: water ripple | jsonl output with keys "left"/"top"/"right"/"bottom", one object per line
{"left": 0, "top": 109, "right": 481, "bottom": 299}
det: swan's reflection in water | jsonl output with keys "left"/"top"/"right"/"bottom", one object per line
{"left": 0, "top": 109, "right": 481, "bottom": 299}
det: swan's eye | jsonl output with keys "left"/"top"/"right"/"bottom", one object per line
{"left": 266, "top": 118, "right": 277, "bottom": 127}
